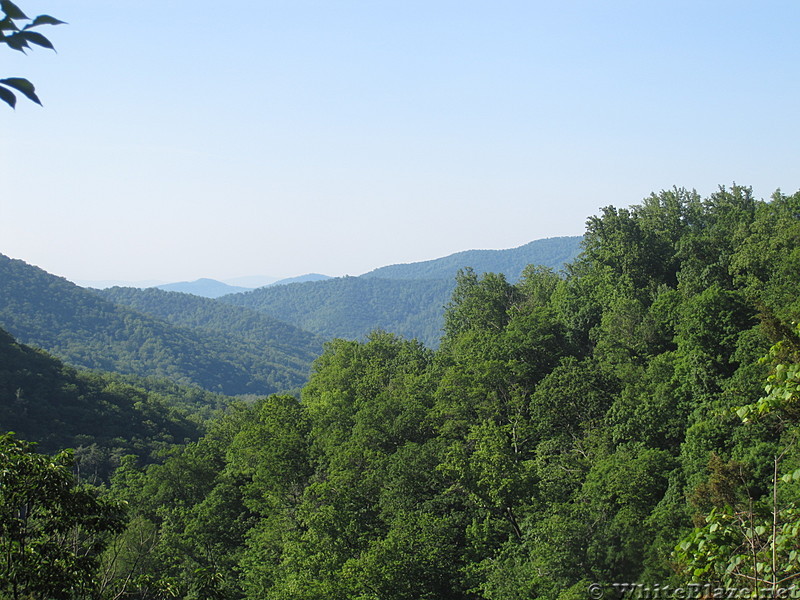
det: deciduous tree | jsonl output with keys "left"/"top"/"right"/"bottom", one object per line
{"left": 0, "top": 433, "right": 125, "bottom": 599}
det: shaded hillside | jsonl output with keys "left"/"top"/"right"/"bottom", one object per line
{"left": 361, "top": 235, "right": 582, "bottom": 281}
{"left": 0, "top": 326, "right": 210, "bottom": 478}
{"left": 98, "top": 286, "right": 323, "bottom": 364}
{"left": 220, "top": 276, "right": 455, "bottom": 346}
{"left": 0, "top": 254, "right": 319, "bottom": 395}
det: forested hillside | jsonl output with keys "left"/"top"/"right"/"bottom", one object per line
{"left": 0, "top": 326, "right": 216, "bottom": 479}
{"left": 56, "top": 185, "right": 798, "bottom": 600}
{"left": 0, "top": 255, "right": 320, "bottom": 395}
{"left": 97, "top": 286, "right": 323, "bottom": 370}
{"left": 219, "top": 237, "right": 581, "bottom": 346}
{"left": 220, "top": 276, "right": 456, "bottom": 347}
{"left": 362, "top": 235, "right": 582, "bottom": 281}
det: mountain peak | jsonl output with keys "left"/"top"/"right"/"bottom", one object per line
{"left": 154, "top": 279, "right": 254, "bottom": 298}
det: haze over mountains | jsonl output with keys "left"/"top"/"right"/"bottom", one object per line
{"left": 0, "top": 236, "right": 582, "bottom": 394}
{"left": 153, "top": 273, "right": 334, "bottom": 298}
{"left": 156, "top": 278, "right": 254, "bottom": 298}
{"left": 75, "top": 238, "right": 581, "bottom": 299}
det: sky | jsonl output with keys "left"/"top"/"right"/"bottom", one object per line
{"left": 2, "top": 1, "right": 799, "bottom": 284}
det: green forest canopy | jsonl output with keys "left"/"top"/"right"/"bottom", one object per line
{"left": 2, "top": 185, "right": 800, "bottom": 599}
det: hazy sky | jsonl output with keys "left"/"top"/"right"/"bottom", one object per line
{"left": 2, "top": 1, "right": 799, "bottom": 283}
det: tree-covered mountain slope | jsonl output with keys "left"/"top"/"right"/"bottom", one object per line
{"left": 219, "top": 236, "right": 582, "bottom": 347}
{"left": 97, "top": 286, "right": 324, "bottom": 365}
{"left": 360, "top": 235, "right": 582, "bottom": 281}
{"left": 0, "top": 326, "right": 213, "bottom": 478}
{"left": 219, "top": 276, "right": 456, "bottom": 347}
{"left": 0, "top": 254, "right": 321, "bottom": 395}
{"left": 100, "top": 185, "right": 800, "bottom": 600}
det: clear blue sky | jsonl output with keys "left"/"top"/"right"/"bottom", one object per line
{"left": 2, "top": 1, "right": 799, "bottom": 283}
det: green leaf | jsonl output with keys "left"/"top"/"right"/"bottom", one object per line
{"left": 0, "top": 83, "right": 16, "bottom": 108}
{"left": 0, "top": 0, "right": 28, "bottom": 20}
{"left": 0, "top": 78, "right": 41, "bottom": 105}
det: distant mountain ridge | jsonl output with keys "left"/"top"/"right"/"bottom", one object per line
{"left": 150, "top": 274, "right": 332, "bottom": 298}
{"left": 155, "top": 278, "right": 254, "bottom": 298}
{"left": 361, "top": 236, "right": 582, "bottom": 281}
{"left": 75, "top": 278, "right": 166, "bottom": 289}
{"left": 74, "top": 238, "right": 580, "bottom": 299}
{"left": 268, "top": 273, "right": 332, "bottom": 287}
{"left": 74, "top": 275, "right": 279, "bottom": 291}
{"left": 219, "top": 236, "right": 584, "bottom": 346}
{"left": 222, "top": 275, "right": 278, "bottom": 288}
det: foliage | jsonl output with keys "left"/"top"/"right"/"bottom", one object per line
{"left": 735, "top": 324, "right": 800, "bottom": 423}
{"left": 674, "top": 329, "right": 800, "bottom": 592}
{"left": 0, "top": 0, "right": 64, "bottom": 108}
{"left": 0, "top": 326, "right": 215, "bottom": 479}
{"left": 0, "top": 433, "right": 125, "bottom": 598}
{"left": 676, "top": 502, "right": 800, "bottom": 593}
{"left": 4, "top": 184, "right": 800, "bottom": 598}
